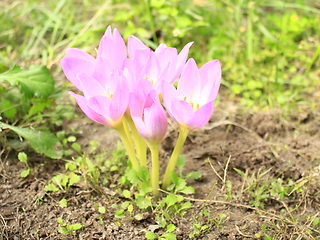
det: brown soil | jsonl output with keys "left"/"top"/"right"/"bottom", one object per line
{"left": 1, "top": 104, "right": 320, "bottom": 240}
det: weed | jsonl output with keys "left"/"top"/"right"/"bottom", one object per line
{"left": 17, "top": 152, "right": 32, "bottom": 177}
{"left": 57, "top": 217, "right": 82, "bottom": 235}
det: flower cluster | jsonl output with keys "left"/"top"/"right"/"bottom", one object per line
{"left": 61, "top": 26, "right": 221, "bottom": 197}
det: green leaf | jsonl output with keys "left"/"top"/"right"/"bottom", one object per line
{"left": 67, "top": 223, "right": 82, "bottom": 231}
{"left": 166, "top": 224, "right": 176, "bottom": 233}
{"left": 57, "top": 217, "right": 64, "bottom": 225}
{"left": 179, "top": 186, "right": 195, "bottom": 195}
{"left": 59, "top": 198, "right": 68, "bottom": 208}
{"left": 58, "top": 227, "right": 68, "bottom": 234}
{"left": 176, "top": 155, "right": 186, "bottom": 169}
{"left": 127, "top": 204, "right": 134, "bottom": 213}
{"left": 179, "top": 201, "right": 192, "bottom": 212}
{"left": 65, "top": 162, "right": 77, "bottom": 171}
{"left": 0, "top": 65, "right": 54, "bottom": 98}
{"left": 0, "top": 99, "right": 17, "bottom": 120}
{"left": 186, "top": 171, "right": 202, "bottom": 179}
{"left": 18, "top": 152, "right": 28, "bottom": 163}
{"left": 44, "top": 183, "right": 60, "bottom": 192}
{"left": 26, "top": 100, "right": 52, "bottom": 118}
{"left": 67, "top": 172, "right": 81, "bottom": 187}
{"left": 175, "top": 178, "right": 187, "bottom": 192}
{"left": 164, "top": 194, "right": 178, "bottom": 208}
{"left": 136, "top": 195, "right": 152, "bottom": 209}
{"left": 2, "top": 123, "right": 62, "bottom": 158}
{"left": 145, "top": 231, "right": 158, "bottom": 239}
{"left": 161, "top": 232, "right": 177, "bottom": 240}
{"left": 123, "top": 189, "right": 131, "bottom": 198}
{"left": 98, "top": 206, "right": 106, "bottom": 214}
{"left": 71, "top": 142, "right": 81, "bottom": 152}
{"left": 20, "top": 169, "right": 31, "bottom": 178}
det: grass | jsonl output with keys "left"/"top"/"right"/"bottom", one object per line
{"left": 0, "top": 0, "right": 319, "bottom": 239}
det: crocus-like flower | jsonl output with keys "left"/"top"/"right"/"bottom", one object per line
{"left": 60, "top": 26, "right": 127, "bottom": 91}
{"left": 60, "top": 48, "right": 96, "bottom": 91}
{"left": 126, "top": 35, "right": 193, "bottom": 87}
{"left": 69, "top": 72, "right": 129, "bottom": 128}
{"left": 129, "top": 80, "right": 168, "bottom": 144}
{"left": 162, "top": 58, "right": 221, "bottom": 131}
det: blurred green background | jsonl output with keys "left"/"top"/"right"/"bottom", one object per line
{"left": 0, "top": 0, "right": 319, "bottom": 109}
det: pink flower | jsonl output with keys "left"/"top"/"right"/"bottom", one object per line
{"left": 96, "top": 26, "right": 127, "bottom": 71}
{"left": 162, "top": 58, "right": 221, "bottom": 131}
{"left": 69, "top": 73, "right": 129, "bottom": 128}
{"left": 126, "top": 36, "right": 193, "bottom": 89}
{"left": 60, "top": 48, "right": 96, "bottom": 91}
{"left": 129, "top": 81, "right": 168, "bottom": 144}
{"left": 60, "top": 26, "right": 127, "bottom": 91}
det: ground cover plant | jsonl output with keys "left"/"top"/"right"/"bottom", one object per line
{"left": 0, "top": 0, "right": 319, "bottom": 239}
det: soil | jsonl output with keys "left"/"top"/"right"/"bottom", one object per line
{"left": 1, "top": 103, "right": 320, "bottom": 240}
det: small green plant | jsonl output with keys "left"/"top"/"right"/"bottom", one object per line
{"left": 58, "top": 198, "right": 68, "bottom": 208}
{"left": 213, "top": 213, "right": 228, "bottom": 228}
{"left": 17, "top": 152, "right": 32, "bottom": 177}
{"left": 57, "top": 217, "right": 82, "bottom": 235}
{"left": 189, "top": 223, "right": 209, "bottom": 239}
{"left": 144, "top": 223, "right": 177, "bottom": 240}
{"left": 44, "top": 140, "right": 108, "bottom": 192}
{"left": 234, "top": 167, "right": 304, "bottom": 208}
{"left": 0, "top": 65, "right": 74, "bottom": 159}
{"left": 166, "top": 156, "right": 202, "bottom": 195}
{"left": 110, "top": 154, "right": 198, "bottom": 239}
{"left": 44, "top": 172, "right": 81, "bottom": 192}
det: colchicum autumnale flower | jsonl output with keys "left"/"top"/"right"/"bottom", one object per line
{"left": 60, "top": 25, "right": 221, "bottom": 197}
{"left": 161, "top": 58, "right": 221, "bottom": 189}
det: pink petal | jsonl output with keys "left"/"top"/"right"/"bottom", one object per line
{"left": 154, "top": 43, "right": 167, "bottom": 54}
{"left": 60, "top": 56, "right": 95, "bottom": 91}
{"left": 131, "top": 115, "right": 149, "bottom": 140}
{"left": 130, "top": 93, "right": 149, "bottom": 139}
{"left": 88, "top": 96, "right": 111, "bottom": 118}
{"left": 65, "top": 48, "right": 96, "bottom": 62}
{"left": 155, "top": 47, "right": 177, "bottom": 82}
{"left": 170, "top": 99, "right": 194, "bottom": 125}
{"left": 109, "top": 80, "right": 129, "bottom": 121}
{"left": 185, "top": 101, "right": 214, "bottom": 130}
{"left": 77, "top": 73, "right": 105, "bottom": 99}
{"left": 143, "top": 101, "right": 167, "bottom": 143}
{"left": 199, "top": 60, "right": 221, "bottom": 103}
{"left": 177, "top": 58, "right": 200, "bottom": 101}
{"left": 69, "top": 92, "right": 110, "bottom": 126}
{"left": 92, "top": 57, "right": 113, "bottom": 88}
{"left": 161, "top": 81, "right": 177, "bottom": 115}
{"left": 176, "top": 42, "right": 193, "bottom": 74}
{"left": 128, "top": 35, "right": 148, "bottom": 59}
{"left": 129, "top": 92, "right": 144, "bottom": 117}
{"left": 141, "top": 53, "right": 160, "bottom": 84}
{"left": 97, "top": 26, "right": 127, "bottom": 70}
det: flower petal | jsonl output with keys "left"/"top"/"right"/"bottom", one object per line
{"left": 175, "top": 42, "right": 193, "bottom": 79}
{"left": 170, "top": 99, "right": 194, "bottom": 125}
{"left": 97, "top": 26, "right": 127, "bottom": 70}
{"left": 109, "top": 79, "right": 129, "bottom": 122}
{"left": 199, "top": 60, "right": 221, "bottom": 104}
{"left": 185, "top": 101, "right": 214, "bottom": 130}
{"left": 69, "top": 91, "right": 110, "bottom": 126}
{"left": 177, "top": 58, "right": 200, "bottom": 101}
{"left": 143, "top": 102, "right": 167, "bottom": 143}
{"left": 128, "top": 35, "right": 148, "bottom": 59}
{"left": 161, "top": 81, "right": 177, "bottom": 115}
{"left": 60, "top": 54, "right": 95, "bottom": 91}
{"left": 77, "top": 73, "right": 105, "bottom": 99}
{"left": 65, "top": 48, "right": 96, "bottom": 62}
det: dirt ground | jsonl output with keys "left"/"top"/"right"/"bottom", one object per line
{"left": 1, "top": 103, "right": 320, "bottom": 239}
